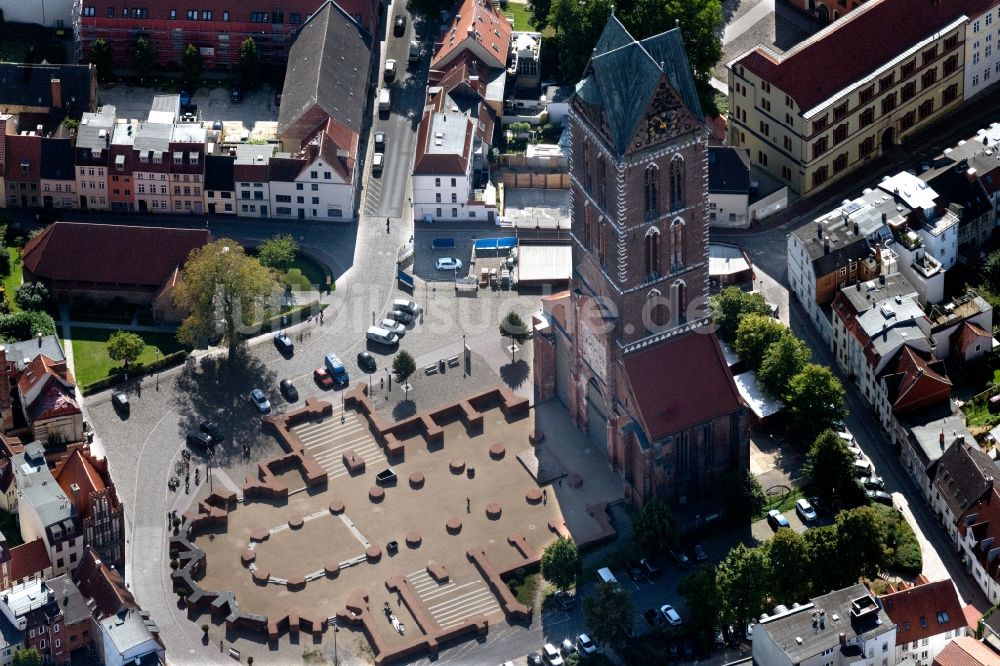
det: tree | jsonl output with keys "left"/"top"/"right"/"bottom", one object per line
{"left": 499, "top": 311, "right": 531, "bottom": 362}
{"left": 547, "top": 0, "right": 612, "bottom": 81}
{"left": 0, "top": 310, "right": 56, "bottom": 341}
{"left": 835, "top": 506, "right": 889, "bottom": 582}
{"left": 803, "top": 524, "right": 842, "bottom": 595}
{"left": 785, "top": 364, "right": 848, "bottom": 441}
{"left": 182, "top": 44, "right": 203, "bottom": 84}
{"left": 131, "top": 37, "right": 155, "bottom": 83}
{"left": 13, "top": 281, "right": 51, "bottom": 312}
{"left": 767, "top": 528, "right": 811, "bottom": 606}
{"left": 758, "top": 332, "right": 811, "bottom": 399}
{"left": 257, "top": 234, "right": 298, "bottom": 272}
{"left": 678, "top": 565, "right": 722, "bottom": 644}
{"left": 12, "top": 649, "right": 42, "bottom": 666}
{"left": 541, "top": 537, "right": 580, "bottom": 592}
{"left": 529, "top": 0, "right": 552, "bottom": 30}
{"left": 88, "top": 38, "right": 114, "bottom": 83}
{"left": 106, "top": 331, "right": 145, "bottom": 368}
{"left": 804, "top": 430, "right": 865, "bottom": 510}
{"left": 716, "top": 543, "right": 769, "bottom": 628}
{"left": 722, "top": 470, "right": 766, "bottom": 524}
{"left": 986, "top": 249, "right": 1000, "bottom": 294}
{"left": 174, "top": 239, "right": 279, "bottom": 358}
{"left": 238, "top": 37, "right": 259, "bottom": 88}
{"left": 734, "top": 313, "right": 787, "bottom": 371}
{"left": 710, "top": 287, "right": 772, "bottom": 342}
{"left": 632, "top": 499, "right": 675, "bottom": 557}
{"left": 392, "top": 350, "right": 417, "bottom": 399}
{"left": 583, "top": 581, "right": 635, "bottom": 648}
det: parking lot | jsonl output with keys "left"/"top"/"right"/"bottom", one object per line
{"left": 411, "top": 228, "right": 519, "bottom": 283}
{"left": 97, "top": 83, "right": 280, "bottom": 125}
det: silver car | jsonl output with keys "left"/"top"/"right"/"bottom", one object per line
{"left": 379, "top": 318, "right": 406, "bottom": 337}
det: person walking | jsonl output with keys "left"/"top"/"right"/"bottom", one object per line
{"left": 386, "top": 218, "right": 390, "bottom": 233}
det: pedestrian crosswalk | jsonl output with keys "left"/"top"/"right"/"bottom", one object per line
{"left": 407, "top": 569, "right": 502, "bottom": 629}
{"left": 292, "top": 409, "right": 387, "bottom": 480}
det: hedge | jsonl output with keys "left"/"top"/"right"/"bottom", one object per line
{"left": 81, "top": 350, "right": 188, "bottom": 396}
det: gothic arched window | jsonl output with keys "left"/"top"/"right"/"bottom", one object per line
{"left": 673, "top": 281, "right": 687, "bottom": 326}
{"left": 671, "top": 219, "right": 685, "bottom": 269}
{"left": 644, "top": 164, "right": 659, "bottom": 218}
{"left": 669, "top": 155, "right": 685, "bottom": 210}
{"left": 644, "top": 228, "right": 660, "bottom": 277}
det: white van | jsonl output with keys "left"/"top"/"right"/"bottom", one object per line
{"left": 367, "top": 326, "right": 399, "bottom": 346}
{"left": 596, "top": 567, "right": 618, "bottom": 586}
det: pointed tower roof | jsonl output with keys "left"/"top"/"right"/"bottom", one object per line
{"left": 574, "top": 15, "right": 703, "bottom": 157}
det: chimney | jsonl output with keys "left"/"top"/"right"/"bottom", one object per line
{"left": 50, "top": 78, "right": 62, "bottom": 109}
{"left": 816, "top": 221, "right": 823, "bottom": 239}
{"left": 940, "top": 429, "right": 945, "bottom": 447}
{"left": 37, "top": 332, "right": 42, "bottom": 348}
{"left": 879, "top": 274, "right": 886, "bottom": 284}
{"left": 823, "top": 236, "right": 830, "bottom": 254}
{"left": 839, "top": 633, "right": 847, "bottom": 648}
{"left": 966, "top": 167, "right": 977, "bottom": 183}
{"left": 881, "top": 212, "right": 887, "bottom": 223}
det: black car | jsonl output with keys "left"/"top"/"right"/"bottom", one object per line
{"left": 274, "top": 332, "right": 294, "bottom": 354}
{"left": 230, "top": 86, "right": 243, "bottom": 103}
{"left": 526, "top": 654, "right": 543, "bottom": 666}
{"left": 387, "top": 309, "right": 414, "bottom": 325}
{"left": 625, "top": 560, "right": 646, "bottom": 582}
{"left": 393, "top": 15, "right": 407, "bottom": 36}
{"left": 112, "top": 390, "right": 129, "bottom": 415}
{"left": 640, "top": 557, "right": 661, "bottom": 579}
{"left": 357, "top": 351, "right": 377, "bottom": 374}
{"left": 374, "top": 131, "right": 386, "bottom": 151}
{"left": 280, "top": 379, "right": 299, "bottom": 402}
{"left": 552, "top": 590, "right": 575, "bottom": 610}
{"left": 867, "top": 489, "right": 893, "bottom": 506}
{"left": 199, "top": 421, "right": 225, "bottom": 443}
{"left": 186, "top": 430, "right": 214, "bottom": 450}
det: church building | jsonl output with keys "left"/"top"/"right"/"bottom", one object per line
{"left": 533, "top": 16, "right": 749, "bottom": 511}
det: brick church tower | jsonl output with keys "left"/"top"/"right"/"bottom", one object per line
{"left": 535, "top": 16, "right": 749, "bottom": 512}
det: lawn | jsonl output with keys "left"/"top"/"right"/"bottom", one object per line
{"left": 282, "top": 253, "right": 332, "bottom": 292}
{"left": 503, "top": 3, "right": 537, "bottom": 31}
{"left": 3, "top": 247, "right": 22, "bottom": 313}
{"left": 68, "top": 328, "right": 187, "bottom": 387}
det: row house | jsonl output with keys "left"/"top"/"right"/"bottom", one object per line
{"left": 959, "top": 485, "right": 1000, "bottom": 604}
{"left": 729, "top": 0, "right": 984, "bottom": 196}
{"left": 4, "top": 124, "right": 42, "bottom": 210}
{"left": 39, "top": 139, "right": 76, "bottom": 210}
{"left": 879, "top": 578, "right": 970, "bottom": 665}
{"left": 74, "top": 105, "right": 116, "bottom": 211}
{"left": 897, "top": 405, "right": 974, "bottom": 506}
{"left": 168, "top": 124, "right": 206, "bottom": 214}
{"left": 269, "top": 119, "right": 355, "bottom": 220}
{"left": 204, "top": 154, "right": 235, "bottom": 215}
{"left": 0, "top": 576, "right": 91, "bottom": 665}
{"left": 930, "top": 439, "right": 998, "bottom": 551}
{"left": 964, "top": 4, "right": 1000, "bottom": 100}
{"left": 233, "top": 144, "right": 275, "bottom": 218}
{"left": 107, "top": 122, "right": 135, "bottom": 212}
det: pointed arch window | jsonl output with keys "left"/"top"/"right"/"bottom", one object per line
{"left": 644, "top": 164, "right": 659, "bottom": 218}
{"left": 644, "top": 228, "right": 660, "bottom": 278}
{"left": 669, "top": 155, "right": 685, "bottom": 210}
{"left": 597, "top": 216, "right": 607, "bottom": 265}
{"left": 648, "top": 289, "right": 668, "bottom": 329}
{"left": 582, "top": 201, "right": 591, "bottom": 248}
{"left": 597, "top": 155, "right": 607, "bottom": 208}
{"left": 671, "top": 219, "right": 685, "bottom": 269}
{"left": 673, "top": 281, "right": 687, "bottom": 326}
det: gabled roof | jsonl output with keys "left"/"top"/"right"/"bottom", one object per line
{"left": 268, "top": 156, "right": 306, "bottom": 183}
{"left": 574, "top": 15, "right": 703, "bottom": 157}
{"left": 708, "top": 146, "right": 750, "bottom": 194}
{"left": 4, "top": 133, "right": 41, "bottom": 181}
{"left": 204, "top": 155, "right": 235, "bottom": 191}
{"left": 933, "top": 636, "right": 1000, "bottom": 666}
{"left": 730, "top": 0, "right": 995, "bottom": 114}
{"left": 22, "top": 222, "right": 210, "bottom": 289}
{"left": 17, "top": 354, "right": 74, "bottom": 404}
{"left": 75, "top": 547, "right": 135, "bottom": 618}
{"left": 960, "top": 488, "right": 1000, "bottom": 586}
{"left": 622, "top": 330, "right": 743, "bottom": 441}
{"left": 431, "top": 0, "right": 512, "bottom": 71}
{"left": 951, "top": 321, "right": 993, "bottom": 356}
{"left": 880, "top": 579, "right": 966, "bottom": 647}
{"left": 0, "top": 63, "right": 94, "bottom": 117}
{"left": 53, "top": 446, "right": 109, "bottom": 520}
{"left": 39, "top": 138, "right": 74, "bottom": 181}
{"left": 413, "top": 110, "right": 475, "bottom": 176}
{"left": 880, "top": 345, "right": 951, "bottom": 415}
{"left": 933, "top": 441, "right": 1000, "bottom": 518}
{"left": 277, "top": 0, "right": 372, "bottom": 142}
{"left": 7, "top": 539, "right": 51, "bottom": 582}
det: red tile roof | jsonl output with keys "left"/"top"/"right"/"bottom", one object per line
{"left": 27, "top": 381, "right": 80, "bottom": 423}
{"left": 933, "top": 636, "right": 1000, "bottom": 666}
{"left": 951, "top": 321, "right": 993, "bottom": 356}
{"left": 959, "top": 487, "right": 1000, "bottom": 585}
{"left": 432, "top": 0, "right": 511, "bottom": 71}
{"left": 881, "top": 345, "right": 951, "bottom": 415}
{"left": 22, "top": 222, "right": 210, "bottom": 289}
{"left": 75, "top": 547, "right": 135, "bottom": 618}
{"left": 7, "top": 539, "right": 51, "bottom": 582}
{"left": 412, "top": 109, "right": 475, "bottom": 176}
{"left": 53, "top": 446, "right": 115, "bottom": 521}
{"left": 732, "top": 0, "right": 994, "bottom": 112}
{"left": 622, "top": 330, "right": 743, "bottom": 441}
{"left": 880, "top": 579, "right": 966, "bottom": 647}
{"left": 3, "top": 133, "right": 42, "bottom": 181}
{"left": 17, "top": 354, "right": 74, "bottom": 401}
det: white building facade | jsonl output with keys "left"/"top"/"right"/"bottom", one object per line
{"left": 964, "top": 3, "right": 1000, "bottom": 100}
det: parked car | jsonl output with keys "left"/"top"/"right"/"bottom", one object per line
{"left": 314, "top": 367, "right": 334, "bottom": 389}
{"left": 693, "top": 543, "right": 708, "bottom": 562}
{"left": 379, "top": 318, "right": 407, "bottom": 337}
{"left": 795, "top": 497, "right": 817, "bottom": 522}
{"left": 660, "top": 604, "right": 682, "bottom": 626}
{"left": 372, "top": 152, "right": 384, "bottom": 174}
{"left": 669, "top": 549, "right": 690, "bottom": 568}
{"left": 387, "top": 309, "right": 414, "bottom": 325}
{"left": 541, "top": 643, "right": 563, "bottom": 665}
{"left": 199, "top": 421, "right": 225, "bottom": 443}
{"left": 374, "top": 132, "right": 386, "bottom": 151}
{"left": 867, "top": 489, "right": 893, "bottom": 506}
{"left": 640, "top": 557, "right": 661, "bottom": 579}
{"left": 861, "top": 475, "right": 885, "bottom": 491}
{"left": 357, "top": 351, "right": 377, "bottom": 374}
{"left": 553, "top": 590, "right": 575, "bottom": 610}
{"left": 280, "top": 379, "right": 299, "bottom": 402}
{"left": 576, "top": 634, "right": 597, "bottom": 655}
{"left": 393, "top": 15, "right": 407, "bottom": 36}
{"left": 767, "top": 509, "right": 790, "bottom": 530}
{"left": 366, "top": 326, "right": 399, "bottom": 346}
{"left": 392, "top": 298, "right": 419, "bottom": 315}
{"left": 230, "top": 86, "right": 243, "bottom": 103}
{"left": 559, "top": 638, "right": 576, "bottom": 656}
{"left": 852, "top": 459, "right": 874, "bottom": 477}
{"left": 384, "top": 59, "right": 397, "bottom": 82}
{"left": 624, "top": 560, "right": 646, "bottom": 582}
{"left": 274, "top": 331, "right": 294, "bottom": 354}
{"left": 746, "top": 623, "right": 754, "bottom": 642}
{"left": 186, "top": 430, "right": 214, "bottom": 450}
{"left": 526, "top": 655, "right": 543, "bottom": 666}
{"left": 249, "top": 389, "right": 271, "bottom": 413}
{"left": 436, "top": 257, "right": 463, "bottom": 271}
{"left": 713, "top": 629, "right": 726, "bottom": 649}
{"left": 112, "top": 390, "right": 129, "bottom": 415}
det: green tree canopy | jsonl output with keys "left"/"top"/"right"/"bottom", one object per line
{"left": 986, "top": 249, "right": 1000, "bottom": 294}
{"left": 734, "top": 313, "right": 787, "bottom": 371}
{"left": 132, "top": 37, "right": 155, "bottom": 82}
{"left": 88, "top": 38, "right": 114, "bottom": 83}
{"left": 529, "top": 0, "right": 553, "bottom": 30}
{"left": 785, "top": 364, "right": 848, "bottom": 441}
{"left": 12, "top": 649, "right": 42, "bottom": 666}
{"left": 710, "top": 286, "right": 771, "bottom": 342}
{"left": 678, "top": 565, "right": 722, "bottom": 643}
{"left": 106, "top": 331, "right": 145, "bottom": 368}
{"left": 804, "top": 430, "right": 862, "bottom": 509}
{"left": 392, "top": 350, "right": 417, "bottom": 399}
{"left": 583, "top": 581, "right": 635, "bottom": 648}
{"left": 182, "top": 44, "right": 203, "bottom": 84}
{"left": 0, "top": 310, "right": 56, "bottom": 341}
{"left": 767, "top": 528, "right": 811, "bottom": 606}
{"left": 174, "top": 239, "right": 279, "bottom": 358}
{"left": 632, "top": 499, "right": 676, "bottom": 557}
{"left": 13, "top": 281, "right": 51, "bottom": 312}
{"left": 238, "top": 37, "right": 259, "bottom": 87}
{"left": 257, "top": 234, "right": 298, "bottom": 272}
{"left": 499, "top": 311, "right": 531, "bottom": 362}
{"left": 722, "top": 470, "right": 766, "bottom": 524}
{"left": 836, "top": 506, "right": 890, "bottom": 582}
{"left": 758, "top": 332, "right": 811, "bottom": 399}
{"left": 541, "top": 536, "right": 581, "bottom": 592}
{"left": 716, "top": 543, "right": 769, "bottom": 627}
{"left": 803, "top": 524, "right": 842, "bottom": 595}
